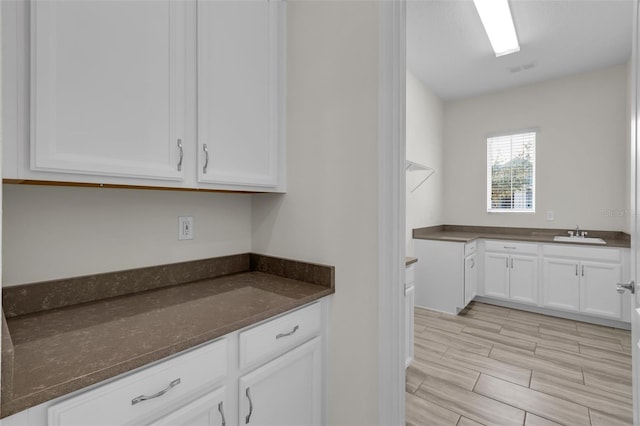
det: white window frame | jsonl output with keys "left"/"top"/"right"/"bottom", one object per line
{"left": 486, "top": 129, "right": 537, "bottom": 213}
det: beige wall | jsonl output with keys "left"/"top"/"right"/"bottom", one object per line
{"left": 3, "top": 185, "right": 252, "bottom": 285}
{"left": 443, "top": 64, "right": 628, "bottom": 231}
{"left": 251, "top": 1, "right": 380, "bottom": 425}
{"left": 406, "top": 70, "right": 443, "bottom": 256}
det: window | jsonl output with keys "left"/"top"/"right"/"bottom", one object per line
{"left": 487, "top": 130, "right": 536, "bottom": 212}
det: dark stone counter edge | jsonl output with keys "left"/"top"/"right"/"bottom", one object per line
{"left": 413, "top": 225, "right": 631, "bottom": 248}
{"left": 0, "top": 253, "right": 335, "bottom": 418}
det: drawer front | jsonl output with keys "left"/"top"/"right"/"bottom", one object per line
{"left": 485, "top": 240, "right": 538, "bottom": 255}
{"left": 464, "top": 241, "right": 477, "bottom": 257}
{"left": 48, "top": 339, "right": 228, "bottom": 426}
{"left": 239, "top": 302, "right": 321, "bottom": 370}
{"left": 543, "top": 244, "right": 622, "bottom": 262}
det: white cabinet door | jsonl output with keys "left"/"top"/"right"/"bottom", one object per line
{"left": 543, "top": 258, "right": 580, "bottom": 312}
{"left": 510, "top": 255, "right": 538, "bottom": 305}
{"left": 146, "top": 387, "right": 227, "bottom": 426}
{"left": 239, "top": 337, "right": 321, "bottom": 426}
{"left": 484, "top": 253, "right": 509, "bottom": 299}
{"left": 464, "top": 254, "right": 477, "bottom": 306}
{"left": 405, "top": 284, "right": 414, "bottom": 368}
{"left": 580, "top": 261, "right": 623, "bottom": 319}
{"left": 31, "top": 0, "right": 186, "bottom": 181}
{"left": 197, "top": 0, "right": 281, "bottom": 188}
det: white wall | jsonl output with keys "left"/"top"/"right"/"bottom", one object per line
{"left": 406, "top": 70, "right": 443, "bottom": 256}
{"left": 251, "top": 1, "right": 380, "bottom": 425}
{"left": 443, "top": 64, "right": 629, "bottom": 231}
{"left": 3, "top": 185, "right": 252, "bottom": 285}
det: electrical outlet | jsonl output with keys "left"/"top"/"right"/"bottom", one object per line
{"left": 546, "top": 211, "right": 555, "bottom": 221}
{"left": 178, "top": 216, "right": 194, "bottom": 240}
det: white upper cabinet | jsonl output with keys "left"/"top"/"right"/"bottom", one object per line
{"left": 30, "top": 0, "right": 186, "bottom": 181}
{"left": 197, "top": 0, "right": 281, "bottom": 189}
{"left": 3, "top": 0, "right": 285, "bottom": 192}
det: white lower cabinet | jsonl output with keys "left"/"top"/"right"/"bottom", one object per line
{"left": 405, "top": 264, "right": 415, "bottom": 368}
{"left": 239, "top": 338, "right": 321, "bottom": 426}
{"left": 580, "top": 261, "right": 623, "bottom": 319}
{"left": 413, "top": 237, "right": 630, "bottom": 324}
{"left": 542, "top": 258, "right": 581, "bottom": 312}
{"left": 483, "top": 241, "right": 538, "bottom": 305}
{"left": 414, "top": 240, "right": 476, "bottom": 315}
{"left": 543, "top": 255, "right": 623, "bottom": 319}
{"left": 464, "top": 253, "right": 477, "bottom": 307}
{"left": 483, "top": 252, "right": 509, "bottom": 299}
{"left": 509, "top": 255, "right": 538, "bottom": 304}
{"left": 6, "top": 302, "right": 326, "bottom": 426}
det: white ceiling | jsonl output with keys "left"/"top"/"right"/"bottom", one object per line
{"left": 407, "top": 0, "right": 633, "bottom": 101}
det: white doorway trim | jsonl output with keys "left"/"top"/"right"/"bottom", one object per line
{"left": 378, "top": 1, "right": 406, "bottom": 425}
{"left": 630, "top": 0, "right": 640, "bottom": 422}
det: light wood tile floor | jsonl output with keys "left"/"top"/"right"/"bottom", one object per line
{"left": 406, "top": 302, "right": 632, "bottom": 426}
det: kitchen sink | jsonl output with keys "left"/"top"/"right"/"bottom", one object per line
{"left": 553, "top": 236, "right": 606, "bottom": 244}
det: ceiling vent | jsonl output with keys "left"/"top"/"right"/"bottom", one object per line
{"left": 509, "top": 62, "right": 537, "bottom": 73}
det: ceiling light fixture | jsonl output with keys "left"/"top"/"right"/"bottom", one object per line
{"left": 473, "top": 0, "right": 520, "bottom": 57}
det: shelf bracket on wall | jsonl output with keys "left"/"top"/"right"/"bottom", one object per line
{"left": 405, "top": 160, "right": 435, "bottom": 193}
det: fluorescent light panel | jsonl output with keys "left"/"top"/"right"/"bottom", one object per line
{"left": 473, "top": 0, "right": 520, "bottom": 57}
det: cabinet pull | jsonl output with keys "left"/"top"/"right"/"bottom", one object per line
{"left": 276, "top": 325, "right": 299, "bottom": 339}
{"left": 510, "top": 258, "right": 513, "bottom": 269}
{"left": 177, "top": 139, "right": 183, "bottom": 172}
{"left": 505, "top": 258, "right": 509, "bottom": 268}
{"left": 470, "top": 259, "right": 475, "bottom": 269}
{"left": 218, "top": 401, "right": 226, "bottom": 426}
{"left": 245, "top": 387, "right": 254, "bottom": 424}
{"left": 503, "top": 246, "right": 516, "bottom": 250}
{"left": 581, "top": 265, "right": 584, "bottom": 277}
{"left": 131, "top": 378, "right": 181, "bottom": 405}
{"left": 203, "top": 144, "right": 209, "bottom": 174}
{"left": 575, "top": 265, "right": 578, "bottom": 276}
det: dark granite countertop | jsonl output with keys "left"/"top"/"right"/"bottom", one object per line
{"left": 1, "top": 254, "right": 335, "bottom": 418}
{"left": 413, "top": 225, "right": 630, "bottom": 248}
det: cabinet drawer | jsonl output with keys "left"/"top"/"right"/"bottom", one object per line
{"left": 464, "top": 241, "right": 477, "bottom": 257}
{"left": 239, "top": 303, "right": 321, "bottom": 370}
{"left": 48, "top": 339, "right": 227, "bottom": 426}
{"left": 485, "top": 240, "right": 538, "bottom": 255}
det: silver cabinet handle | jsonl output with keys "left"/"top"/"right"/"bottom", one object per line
{"left": 470, "top": 259, "right": 475, "bottom": 269}
{"left": 276, "top": 325, "right": 299, "bottom": 339}
{"left": 581, "top": 265, "right": 584, "bottom": 277}
{"left": 510, "top": 258, "right": 513, "bottom": 269}
{"left": 203, "top": 144, "right": 209, "bottom": 174}
{"left": 218, "top": 401, "right": 226, "bottom": 426}
{"left": 177, "top": 139, "right": 183, "bottom": 172}
{"left": 575, "top": 265, "right": 578, "bottom": 276}
{"left": 245, "top": 387, "right": 253, "bottom": 424}
{"left": 131, "top": 378, "right": 181, "bottom": 405}
{"left": 505, "top": 258, "right": 509, "bottom": 268}
{"left": 504, "top": 246, "right": 516, "bottom": 250}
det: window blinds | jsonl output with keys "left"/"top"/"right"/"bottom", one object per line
{"left": 486, "top": 131, "right": 536, "bottom": 212}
